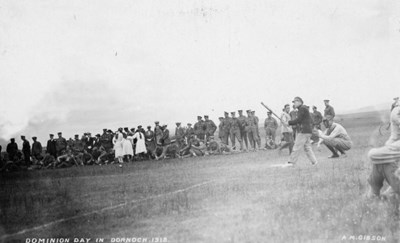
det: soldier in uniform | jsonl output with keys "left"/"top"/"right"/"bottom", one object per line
{"left": 252, "top": 111, "right": 262, "bottom": 149}
{"left": 221, "top": 112, "right": 231, "bottom": 145}
{"left": 21, "top": 136, "right": 31, "bottom": 166}
{"left": 312, "top": 106, "right": 323, "bottom": 129}
{"left": 6, "top": 138, "right": 18, "bottom": 162}
{"left": 56, "top": 132, "right": 67, "bottom": 156}
{"left": 46, "top": 134, "right": 57, "bottom": 158}
{"left": 218, "top": 117, "right": 225, "bottom": 142}
{"left": 238, "top": 110, "right": 249, "bottom": 151}
{"left": 145, "top": 126, "right": 156, "bottom": 158}
{"left": 156, "top": 124, "right": 171, "bottom": 160}
{"left": 204, "top": 115, "right": 217, "bottom": 141}
{"left": 175, "top": 122, "right": 185, "bottom": 147}
{"left": 264, "top": 111, "right": 278, "bottom": 148}
{"left": 324, "top": 99, "right": 335, "bottom": 118}
{"left": 154, "top": 121, "right": 163, "bottom": 146}
{"left": 230, "top": 112, "right": 243, "bottom": 150}
{"left": 194, "top": 116, "right": 206, "bottom": 141}
{"left": 31, "top": 136, "right": 43, "bottom": 161}
{"left": 245, "top": 110, "right": 255, "bottom": 150}
{"left": 185, "top": 123, "right": 195, "bottom": 140}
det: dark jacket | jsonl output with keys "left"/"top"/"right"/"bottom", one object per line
{"left": 46, "top": 139, "right": 57, "bottom": 157}
{"left": 288, "top": 105, "right": 313, "bottom": 134}
{"left": 160, "top": 129, "right": 171, "bottom": 146}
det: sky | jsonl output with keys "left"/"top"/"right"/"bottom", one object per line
{"left": 0, "top": 0, "right": 400, "bottom": 146}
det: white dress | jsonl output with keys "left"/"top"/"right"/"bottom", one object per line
{"left": 133, "top": 132, "right": 147, "bottom": 154}
{"left": 122, "top": 138, "right": 134, "bottom": 156}
{"left": 113, "top": 132, "right": 123, "bottom": 157}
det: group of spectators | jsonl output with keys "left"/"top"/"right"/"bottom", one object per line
{"left": 0, "top": 98, "right": 351, "bottom": 172}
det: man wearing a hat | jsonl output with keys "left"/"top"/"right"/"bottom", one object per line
{"left": 154, "top": 121, "right": 163, "bottom": 145}
{"left": 204, "top": 115, "right": 217, "bottom": 141}
{"left": 156, "top": 124, "right": 171, "bottom": 160}
{"left": 31, "top": 137, "right": 43, "bottom": 161}
{"left": 318, "top": 115, "right": 352, "bottom": 158}
{"left": 323, "top": 99, "right": 335, "bottom": 119}
{"left": 71, "top": 134, "right": 84, "bottom": 154}
{"left": 185, "top": 123, "right": 194, "bottom": 139}
{"left": 252, "top": 111, "right": 262, "bottom": 149}
{"left": 287, "top": 97, "right": 318, "bottom": 166}
{"left": 312, "top": 106, "right": 323, "bottom": 129}
{"left": 238, "top": 110, "right": 249, "bottom": 150}
{"left": 21, "top": 135, "right": 31, "bottom": 166}
{"left": 245, "top": 110, "right": 256, "bottom": 150}
{"left": 175, "top": 122, "right": 185, "bottom": 147}
{"left": 391, "top": 97, "right": 399, "bottom": 111}
{"left": 145, "top": 125, "right": 156, "bottom": 158}
{"left": 194, "top": 116, "right": 206, "bottom": 141}
{"left": 229, "top": 112, "right": 243, "bottom": 151}
{"left": 264, "top": 111, "right": 278, "bottom": 149}
{"left": 6, "top": 138, "right": 18, "bottom": 162}
{"left": 366, "top": 100, "right": 400, "bottom": 199}
{"left": 221, "top": 112, "right": 231, "bottom": 145}
{"left": 56, "top": 132, "right": 67, "bottom": 156}
{"left": 46, "top": 134, "right": 57, "bottom": 158}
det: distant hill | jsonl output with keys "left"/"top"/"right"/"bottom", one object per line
{"left": 339, "top": 102, "right": 391, "bottom": 115}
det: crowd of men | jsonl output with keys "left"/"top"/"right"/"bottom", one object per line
{"left": 0, "top": 99, "right": 348, "bottom": 172}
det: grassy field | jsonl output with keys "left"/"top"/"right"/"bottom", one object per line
{"left": 1, "top": 111, "right": 399, "bottom": 243}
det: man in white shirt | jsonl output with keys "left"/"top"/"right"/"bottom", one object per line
{"left": 318, "top": 115, "right": 352, "bottom": 158}
{"left": 366, "top": 103, "right": 400, "bottom": 199}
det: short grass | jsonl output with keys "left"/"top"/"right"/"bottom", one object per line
{"left": 0, "top": 111, "right": 399, "bottom": 243}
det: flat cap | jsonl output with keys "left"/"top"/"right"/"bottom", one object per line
{"left": 323, "top": 115, "right": 334, "bottom": 121}
{"left": 292, "top": 96, "right": 304, "bottom": 103}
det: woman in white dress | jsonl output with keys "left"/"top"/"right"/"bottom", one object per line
{"left": 133, "top": 127, "right": 147, "bottom": 159}
{"left": 113, "top": 128, "right": 124, "bottom": 163}
{"left": 123, "top": 133, "right": 134, "bottom": 162}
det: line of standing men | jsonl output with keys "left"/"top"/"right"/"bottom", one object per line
{"left": 218, "top": 110, "right": 261, "bottom": 151}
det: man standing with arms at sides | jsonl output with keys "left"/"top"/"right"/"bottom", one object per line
{"left": 31, "top": 137, "right": 43, "bottom": 162}
{"left": 175, "top": 122, "right": 185, "bottom": 147}
{"left": 230, "top": 111, "right": 243, "bottom": 151}
{"left": 194, "top": 116, "right": 206, "bottom": 141}
{"left": 324, "top": 99, "right": 335, "bottom": 119}
{"left": 6, "top": 138, "right": 18, "bottom": 162}
{"left": 154, "top": 121, "right": 163, "bottom": 146}
{"left": 145, "top": 126, "right": 156, "bottom": 158}
{"left": 312, "top": 106, "right": 323, "bottom": 129}
{"left": 56, "top": 132, "right": 67, "bottom": 156}
{"left": 222, "top": 112, "right": 231, "bottom": 145}
{"left": 21, "top": 135, "right": 31, "bottom": 166}
{"left": 264, "top": 111, "right": 278, "bottom": 148}
{"left": 185, "top": 123, "right": 194, "bottom": 140}
{"left": 204, "top": 115, "right": 217, "bottom": 141}
{"left": 218, "top": 117, "right": 225, "bottom": 143}
{"left": 252, "top": 110, "right": 262, "bottom": 149}
{"left": 287, "top": 96, "right": 318, "bottom": 166}
{"left": 238, "top": 110, "right": 249, "bottom": 151}
{"left": 46, "top": 134, "right": 57, "bottom": 158}
{"left": 245, "top": 110, "right": 255, "bottom": 150}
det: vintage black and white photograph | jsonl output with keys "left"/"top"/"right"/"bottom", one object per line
{"left": 1, "top": 0, "right": 400, "bottom": 242}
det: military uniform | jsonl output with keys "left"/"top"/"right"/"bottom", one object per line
{"left": 194, "top": 116, "right": 206, "bottom": 141}
{"left": 154, "top": 122, "right": 163, "bottom": 145}
{"left": 221, "top": 112, "right": 231, "bottom": 145}
{"left": 252, "top": 111, "right": 261, "bottom": 148}
{"left": 324, "top": 101, "right": 335, "bottom": 118}
{"left": 204, "top": 116, "right": 217, "bottom": 139}
{"left": 229, "top": 112, "right": 243, "bottom": 150}
{"left": 175, "top": 123, "right": 185, "bottom": 147}
{"left": 185, "top": 123, "right": 195, "bottom": 139}
{"left": 238, "top": 111, "right": 249, "bottom": 150}
{"left": 56, "top": 133, "right": 67, "bottom": 156}
{"left": 312, "top": 108, "right": 323, "bottom": 129}
{"left": 245, "top": 111, "right": 258, "bottom": 149}
{"left": 218, "top": 117, "right": 225, "bottom": 142}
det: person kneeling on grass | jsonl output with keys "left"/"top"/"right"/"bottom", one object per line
{"left": 317, "top": 115, "right": 352, "bottom": 158}
{"left": 366, "top": 103, "right": 400, "bottom": 199}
